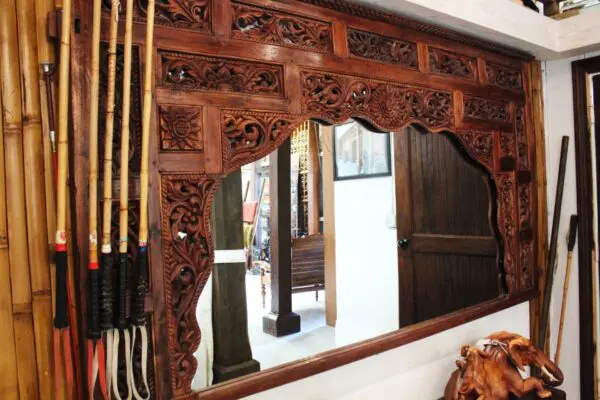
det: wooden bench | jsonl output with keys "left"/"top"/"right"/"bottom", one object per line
{"left": 260, "top": 234, "right": 325, "bottom": 307}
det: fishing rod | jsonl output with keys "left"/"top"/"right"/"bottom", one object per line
{"left": 111, "top": 0, "right": 135, "bottom": 397}
{"left": 87, "top": 0, "right": 108, "bottom": 397}
{"left": 100, "top": 0, "right": 120, "bottom": 398}
{"left": 129, "top": 0, "right": 155, "bottom": 397}
{"left": 54, "top": 0, "right": 75, "bottom": 397}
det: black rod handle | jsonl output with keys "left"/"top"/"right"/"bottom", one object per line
{"left": 100, "top": 251, "right": 114, "bottom": 331}
{"left": 115, "top": 252, "right": 129, "bottom": 330}
{"left": 567, "top": 214, "right": 579, "bottom": 252}
{"left": 54, "top": 249, "right": 69, "bottom": 329}
{"left": 87, "top": 267, "right": 101, "bottom": 339}
{"left": 130, "top": 246, "right": 149, "bottom": 326}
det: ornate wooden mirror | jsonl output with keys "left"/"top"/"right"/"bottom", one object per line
{"left": 70, "top": 0, "right": 539, "bottom": 398}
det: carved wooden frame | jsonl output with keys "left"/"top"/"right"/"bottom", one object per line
{"left": 70, "top": 0, "right": 540, "bottom": 399}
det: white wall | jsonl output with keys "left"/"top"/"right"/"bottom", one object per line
{"left": 333, "top": 175, "right": 399, "bottom": 346}
{"left": 542, "top": 50, "right": 600, "bottom": 400}
{"left": 246, "top": 303, "right": 529, "bottom": 399}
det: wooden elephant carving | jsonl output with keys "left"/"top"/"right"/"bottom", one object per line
{"left": 444, "top": 332, "right": 563, "bottom": 400}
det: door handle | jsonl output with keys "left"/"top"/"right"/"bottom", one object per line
{"left": 397, "top": 238, "right": 409, "bottom": 249}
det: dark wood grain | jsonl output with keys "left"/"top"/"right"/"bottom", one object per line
{"left": 572, "top": 55, "right": 600, "bottom": 400}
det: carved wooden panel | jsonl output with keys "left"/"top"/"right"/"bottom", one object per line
{"left": 495, "top": 173, "right": 517, "bottom": 293}
{"left": 515, "top": 105, "right": 529, "bottom": 169}
{"left": 231, "top": 1, "right": 333, "bottom": 52}
{"left": 347, "top": 28, "right": 418, "bottom": 68}
{"left": 464, "top": 96, "right": 511, "bottom": 123}
{"left": 301, "top": 70, "right": 453, "bottom": 131}
{"left": 103, "top": 0, "right": 212, "bottom": 33}
{"left": 160, "top": 174, "right": 219, "bottom": 397}
{"left": 499, "top": 132, "right": 515, "bottom": 160}
{"left": 99, "top": 42, "right": 142, "bottom": 176}
{"left": 222, "top": 110, "right": 300, "bottom": 172}
{"left": 159, "top": 51, "right": 285, "bottom": 97}
{"left": 518, "top": 183, "right": 531, "bottom": 231}
{"left": 456, "top": 130, "right": 493, "bottom": 170}
{"left": 486, "top": 61, "right": 523, "bottom": 91}
{"left": 159, "top": 105, "right": 204, "bottom": 151}
{"left": 519, "top": 241, "right": 533, "bottom": 290}
{"left": 428, "top": 47, "right": 477, "bottom": 80}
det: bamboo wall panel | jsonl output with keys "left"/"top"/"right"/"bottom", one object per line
{"left": 16, "top": 1, "right": 54, "bottom": 397}
{"left": 0, "top": 64, "right": 20, "bottom": 400}
{"left": 0, "top": 1, "right": 40, "bottom": 398}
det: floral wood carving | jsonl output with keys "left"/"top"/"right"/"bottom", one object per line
{"left": 515, "top": 106, "right": 529, "bottom": 169}
{"left": 231, "top": 1, "right": 333, "bottom": 52}
{"left": 496, "top": 174, "right": 517, "bottom": 293}
{"left": 301, "top": 70, "right": 453, "bottom": 131}
{"left": 486, "top": 61, "right": 523, "bottom": 91}
{"left": 428, "top": 47, "right": 477, "bottom": 80}
{"left": 347, "top": 28, "right": 418, "bottom": 68}
{"left": 500, "top": 132, "right": 515, "bottom": 159}
{"left": 103, "top": 0, "right": 212, "bottom": 32}
{"left": 159, "top": 106, "right": 204, "bottom": 151}
{"left": 519, "top": 241, "right": 533, "bottom": 290}
{"left": 161, "top": 175, "right": 218, "bottom": 397}
{"left": 464, "top": 96, "right": 511, "bottom": 123}
{"left": 159, "top": 51, "right": 284, "bottom": 97}
{"left": 222, "top": 110, "right": 301, "bottom": 172}
{"left": 456, "top": 131, "right": 493, "bottom": 170}
{"left": 99, "top": 42, "right": 142, "bottom": 176}
{"left": 518, "top": 184, "right": 531, "bottom": 231}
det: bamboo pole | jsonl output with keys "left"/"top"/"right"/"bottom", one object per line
{"left": 0, "top": 1, "right": 41, "bottom": 398}
{"left": 16, "top": 1, "right": 55, "bottom": 397}
{"left": 0, "top": 64, "right": 20, "bottom": 400}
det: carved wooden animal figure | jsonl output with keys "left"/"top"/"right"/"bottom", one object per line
{"left": 444, "top": 332, "right": 563, "bottom": 400}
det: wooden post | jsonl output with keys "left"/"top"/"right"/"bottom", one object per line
{"left": 321, "top": 126, "right": 337, "bottom": 327}
{"left": 263, "top": 138, "right": 300, "bottom": 337}
{"left": 16, "top": 0, "right": 54, "bottom": 396}
{"left": 307, "top": 122, "right": 320, "bottom": 235}
{"left": 0, "top": 1, "right": 40, "bottom": 397}
{"left": 211, "top": 170, "right": 260, "bottom": 383}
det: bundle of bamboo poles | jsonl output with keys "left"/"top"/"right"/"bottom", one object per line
{"left": 0, "top": 0, "right": 80, "bottom": 398}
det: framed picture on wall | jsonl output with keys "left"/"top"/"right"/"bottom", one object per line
{"left": 333, "top": 121, "right": 392, "bottom": 181}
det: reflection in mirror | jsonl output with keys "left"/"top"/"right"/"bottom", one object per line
{"left": 191, "top": 120, "right": 501, "bottom": 392}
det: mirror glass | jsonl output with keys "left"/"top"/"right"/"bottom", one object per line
{"left": 191, "top": 120, "right": 500, "bottom": 391}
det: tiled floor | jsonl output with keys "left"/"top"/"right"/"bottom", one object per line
{"left": 245, "top": 273, "right": 336, "bottom": 371}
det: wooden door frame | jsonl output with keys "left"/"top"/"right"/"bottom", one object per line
{"left": 572, "top": 55, "right": 600, "bottom": 400}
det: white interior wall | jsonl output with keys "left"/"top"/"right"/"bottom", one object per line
{"left": 333, "top": 173, "right": 399, "bottom": 346}
{"left": 542, "top": 50, "right": 600, "bottom": 399}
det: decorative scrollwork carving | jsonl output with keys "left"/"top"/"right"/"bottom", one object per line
{"left": 496, "top": 174, "right": 517, "bottom": 293}
{"left": 159, "top": 51, "right": 284, "bottom": 97}
{"left": 499, "top": 132, "right": 515, "bottom": 159}
{"left": 231, "top": 1, "right": 332, "bottom": 52}
{"left": 515, "top": 106, "right": 529, "bottom": 169}
{"left": 464, "top": 96, "right": 510, "bottom": 123}
{"left": 456, "top": 131, "right": 493, "bottom": 169}
{"left": 301, "top": 71, "right": 453, "bottom": 131}
{"left": 161, "top": 175, "right": 218, "bottom": 397}
{"left": 159, "top": 106, "right": 204, "bottom": 151}
{"left": 222, "top": 110, "right": 301, "bottom": 172}
{"left": 103, "top": 0, "right": 211, "bottom": 32}
{"left": 99, "top": 42, "right": 142, "bottom": 176}
{"left": 518, "top": 184, "right": 531, "bottom": 231}
{"left": 519, "top": 241, "right": 533, "bottom": 290}
{"left": 486, "top": 62, "right": 523, "bottom": 91}
{"left": 347, "top": 28, "right": 418, "bottom": 68}
{"left": 428, "top": 47, "right": 476, "bottom": 80}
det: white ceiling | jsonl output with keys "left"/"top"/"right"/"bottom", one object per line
{"left": 346, "top": 0, "right": 600, "bottom": 59}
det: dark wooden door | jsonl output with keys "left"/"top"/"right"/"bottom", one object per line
{"left": 395, "top": 126, "right": 499, "bottom": 327}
